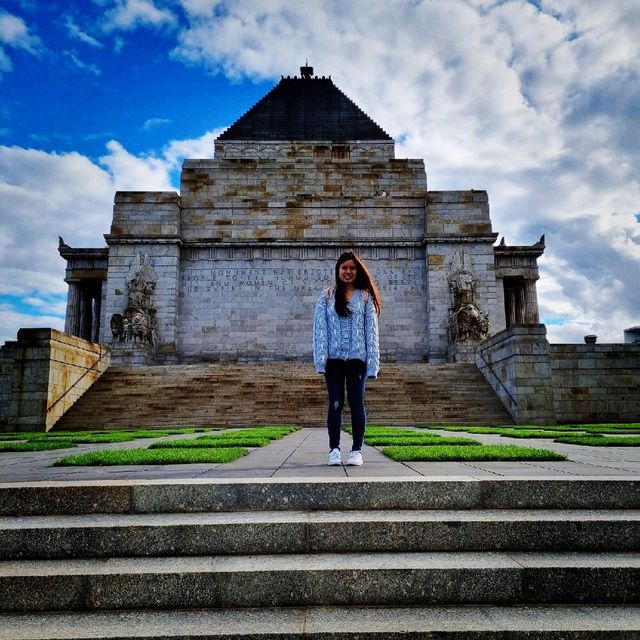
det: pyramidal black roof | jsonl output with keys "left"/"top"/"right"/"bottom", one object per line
{"left": 218, "top": 67, "right": 392, "bottom": 142}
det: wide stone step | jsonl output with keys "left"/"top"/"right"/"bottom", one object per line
{"left": 55, "top": 362, "right": 514, "bottom": 429}
{"left": 2, "top": 551, "right": 638, "bottom": 611}
{"left": 2, "top": 605, "right": 639, "bottom": 639}
{"left": 2, "top": 509, "right": 638, "bottom": 559}
{"left": 3, "top": 478, "right": 638, "bottom": 516}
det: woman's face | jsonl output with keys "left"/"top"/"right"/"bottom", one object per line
{"left": 338, "top": 259, "right": 357, "bottom": 285}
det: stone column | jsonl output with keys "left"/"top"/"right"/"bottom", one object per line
{"left": 64, "top": 281, "right": 81, "bottom": 337}
{"left": 91, "top": 291, "right": 101, "bottom": 343}
{"left": 516, "top": 287, "right": 526, "bottom": 325}
{"left": 524, "top": 280, "right": 540, "bottom": 324}
{"left": 79, "top": 287, "right": 91, "bottom": 342}
{"left": 506, "top": 289, "right": 517, "bottom": 328}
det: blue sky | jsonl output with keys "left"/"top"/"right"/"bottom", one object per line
{"left": 0, "top": 0, "right": 639, "bottom": 344}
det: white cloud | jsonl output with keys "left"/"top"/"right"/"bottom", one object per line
{"left": 0, "top": 306, "right": 65, "bottom": 345}
{"left": 0, "top": 10, "right": 42, "bottom": 78}
{"left": 0, "top": 11, "right": 41, "bottom": 53}
{"left": 103, "top": 0, "right": 177, "bottom": 32}
{"left": 141, "top": 117, "right": 171, "bottom": 131}
{"left": 63, "top": 50, "right": 101, "bottom": 75}
{"left": 64, "top": 16, "right": 104, "bottom": 48}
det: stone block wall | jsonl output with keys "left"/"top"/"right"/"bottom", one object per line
{"left": 180, "top": 157, "right": 427, "bottom": 242}
{"left": 110, "top": 191, "right": 180, "bottom": 237}
{"left": 0, "top": 329, "right": 110, "bottom": 432}
{"left": 177, "top": 244, "right": 428, "bottom": 363}
{"left": 476, "top": 325, "right": 556, "bottom": 424}
{"left": 477, "top": 326, "right": 640, "bottom": 424}
{"left": 550, "top": 344, "right": 640, "bottom": 423}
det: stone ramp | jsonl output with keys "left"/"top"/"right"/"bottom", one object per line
{"left": 54, "top": 362, "right": 513, "bottom": 430}
{"left": 1, "top": 477, "right": 638, "bottom": 638}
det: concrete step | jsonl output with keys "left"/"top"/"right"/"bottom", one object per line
{"left": 2, "top": 605, "right": 639, "bottom": 639}
{"left": 2, "top": 478, "right": 638, "bottom": 517}
{"left": 3, "top": 508, "right": 638, "bottom": 559}
{"left": 2, "top": 551, "right": 639, "bottom": 611}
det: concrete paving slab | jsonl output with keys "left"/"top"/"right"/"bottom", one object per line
{"left": 0, "top": 426, "right": 638, "bottom": 483}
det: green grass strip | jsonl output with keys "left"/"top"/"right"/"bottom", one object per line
{"left": 427, "top": 426, "right": 513, "bottom": 434}
{"left": 497, "top": 430, "right": 584, "bottom": 439}
{"left": 554, "top": 435, "right": 640, "bottom": 446}
{"left": 150, "top": 437, "right": 271, "bottom": 449}
{"left": 197, "top": 428, "right": 297, "bottom": 440}
{"left": 382, "top": 444, "right": 567, "bottom": 462}
{"left": 366, "top": 436, "right": 481, "bottom": 446}
{"left": 0, "top": 440, "right": 78, "bottom": 452}
{"left": 53, "top": 446, "right": 248, "bottom": 466}
{"left": 562, "top": 423, "right": 640, "bottom": 429}
{"left": 580, "top": 426, "right": 640, "bottom": 434}
{"left": 346, "top": 427, "right": 421, "bottom": 437}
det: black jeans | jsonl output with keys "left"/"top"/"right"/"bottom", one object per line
{"left": 324, "top": 358, "right": 367, "bottom": 451}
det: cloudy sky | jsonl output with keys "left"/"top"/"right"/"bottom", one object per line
{"left": 1, "top": 0, "right": 638, "bottom": 345}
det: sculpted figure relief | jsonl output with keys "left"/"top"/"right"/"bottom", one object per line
{"left": 110, "top": 254, "right": 158, "bottom": 347}
{"left": 447, "top": 250, "right": 490, "bottom": 344}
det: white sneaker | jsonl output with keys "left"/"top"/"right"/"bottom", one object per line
{"left": 328, "top": 448, "right": 342, "bottom": 466}
{"left": 346, "top": 450, "right": 363, "bottom": 466}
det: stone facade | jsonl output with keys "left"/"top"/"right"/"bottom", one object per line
{"left": 59, "top": 71, "right": 544, "bottom": 367}
{"left": 477, "top": 326, "right": 640, "bottom": 424}
{"left": 0, "top": 329, "right": 110, "bottom": 431}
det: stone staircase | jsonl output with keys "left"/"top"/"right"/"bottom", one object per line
{"left": 0, "top": 476, "right": 638, "bottom": 638}
{"left": 55, "top": 362, "right": 513, "bottom": 430}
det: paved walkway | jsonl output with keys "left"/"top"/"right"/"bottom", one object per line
{"left": 1, "top": 427, "right": 638, "bottom": 483}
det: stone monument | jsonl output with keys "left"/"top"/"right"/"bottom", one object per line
{"left": 59, "top": 65, "right": 544, "bottom": 365}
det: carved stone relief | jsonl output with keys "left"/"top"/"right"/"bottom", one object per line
{"left": 447, "top": 250, "right": 490, "bottom": 344}
{"left": 110, "top": 253, "right": 159, "bottom": 347}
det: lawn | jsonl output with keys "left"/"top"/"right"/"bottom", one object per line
{"left": 151, "top": 436, "right": 272, "bottom": 448}
{"left": 553, "top": 435, "right": 640, "bottom": 446}
{"left": 383, "top": 444, "right": 567, "bottom": 462}
{"left": 0, "top": 440, "right": 79, "bottom": 452}
{"left": 53, "top": 447, "right": 248, "bottom": 466}
{"left": 365, "top": 435, "right": 481, "bottom": 446}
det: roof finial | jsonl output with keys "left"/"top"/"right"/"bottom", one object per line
{"left": 300, "top": 61, "right": 313, "bottom": 79}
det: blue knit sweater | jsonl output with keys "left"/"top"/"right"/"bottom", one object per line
{"left": 313, "top": 288, "right": 380, "bottom": 379}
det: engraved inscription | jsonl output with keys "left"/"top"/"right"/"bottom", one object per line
{"left": 179, "top": 266, "right": 426, "bottom": 296}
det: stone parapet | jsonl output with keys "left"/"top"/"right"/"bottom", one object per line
{"left": 550, "top": 343, "right": 640, "bottom": 423}
{"left": 0, "top": 329, "right": 110, "bottom": 432}
{"left": 476, "top": 325, "right": 556, "bottom": 424}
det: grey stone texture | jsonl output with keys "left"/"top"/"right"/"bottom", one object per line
{"left": 0, "top": 329, "right": 110, "bottom": 431}
{"left": 2, "top": 605, "right": 639, "bottom": 639}
{"left": 2, "top": 476, "right": 638, "bottom": 517}
{"left": 3, "top": 550, "right": 638, "bottom": 611}
{"left": 477, "top": 325, "right": 640, "bottom": 424}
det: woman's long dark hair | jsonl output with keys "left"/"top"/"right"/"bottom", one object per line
{"left": 334, "top": 251, "right": 381, "bottom": 317}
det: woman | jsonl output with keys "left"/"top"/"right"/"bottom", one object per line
{"left": 313, "top": 251, "right": 381, "bottom": 466}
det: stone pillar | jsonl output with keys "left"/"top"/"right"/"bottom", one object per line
{"left": 91, "top": 291, "right": 101, "bottom": 343}
{"left": 516, "top": 287, "right": 526, "bottom": 325}
{"left": 524, "top": 280, "right": 539, "bottom": 324}
{"left": 64, "top": 281, "right": 81, "bottom": 337}
{"left": 506, "top": 289, "right": 517, "bottom": 328}
{"left": 79, "top": 287, "right": 91, "bottom": 342}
